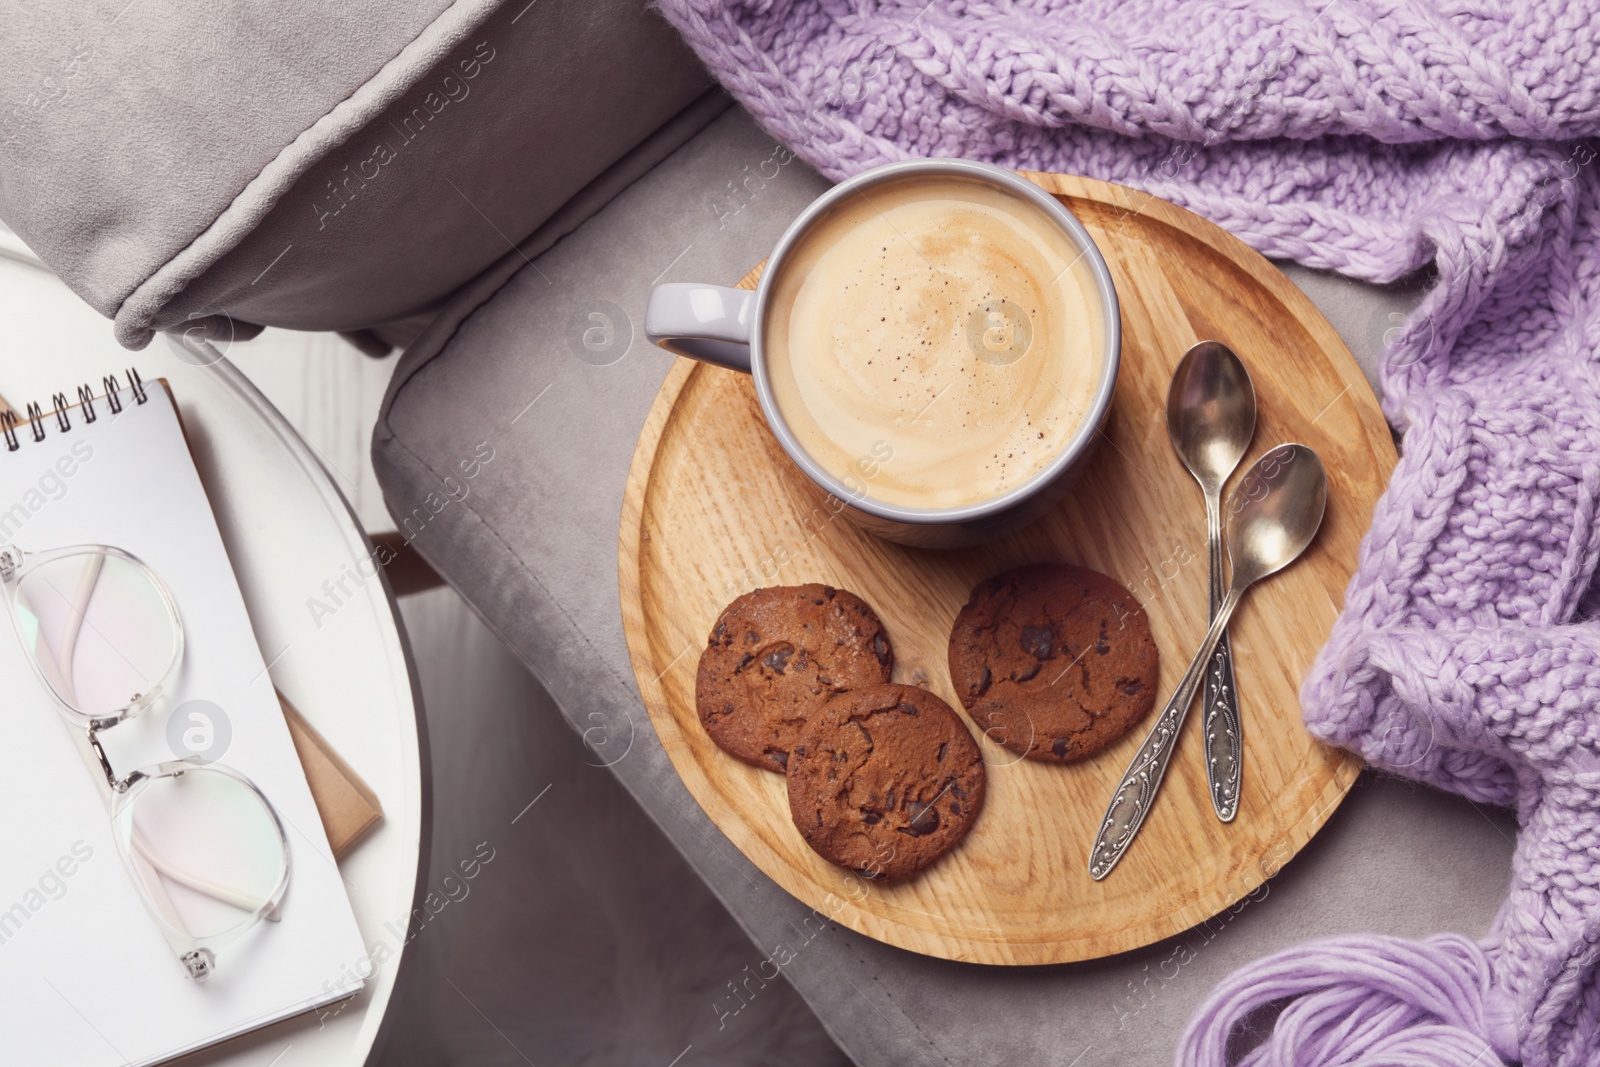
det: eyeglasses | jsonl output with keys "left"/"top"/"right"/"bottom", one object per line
{"left": 0, "top": 543, "right": 290, "bottom": 981}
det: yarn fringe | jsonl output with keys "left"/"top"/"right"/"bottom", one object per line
{"left": 1176, "top": 933, "right": 1507, "bottom": 1067}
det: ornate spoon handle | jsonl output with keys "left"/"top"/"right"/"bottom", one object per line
{"left": 1202, "top": 495, "right": 1242, "bottom": 821}
{"left": 1090, "top": 586, "right": 1242, "bottom": 880}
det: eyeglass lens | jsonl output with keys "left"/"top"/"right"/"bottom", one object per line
{"left": 11, "top": 550, "right": 180, "bottom": 718}
{"left": 112, "top": 767, "right": 288, "bottom": 942}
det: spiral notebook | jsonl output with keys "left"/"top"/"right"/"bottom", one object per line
{"left": 0, "top": 375, "right": 368, "bottom": 1066}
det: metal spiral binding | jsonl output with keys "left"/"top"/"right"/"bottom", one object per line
{"left": 4, "top": 368, "right": 145, "bottom": 447}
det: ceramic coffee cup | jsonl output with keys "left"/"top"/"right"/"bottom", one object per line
{"left": 644, "top": 158, "right": 1119, "bottom": 549}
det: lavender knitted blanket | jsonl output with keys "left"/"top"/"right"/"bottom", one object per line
{"left": 653, "top": 2, "right": 1600, "bottom": 1064}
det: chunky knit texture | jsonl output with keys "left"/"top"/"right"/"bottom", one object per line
{"left": 653, "top": 2, "right": 1600, "bottom": 1064}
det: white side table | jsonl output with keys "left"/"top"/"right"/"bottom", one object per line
{"left": 0, "top": 243, "right": 428, "bottom": 1066}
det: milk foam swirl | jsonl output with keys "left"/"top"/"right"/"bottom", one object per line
{"left": 766, "top": 177, "right": 1105, "bottom": 510}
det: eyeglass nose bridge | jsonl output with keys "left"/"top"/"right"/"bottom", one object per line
{"left": 87, "top": 723, "right": 128, "bottom": 792}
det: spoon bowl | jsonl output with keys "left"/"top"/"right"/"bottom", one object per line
{"left": 1167, "top": 341, "right": 1256, "bottom": 493}
{"left": 1226, "top": 443, "right": 1327, "bottom": 590}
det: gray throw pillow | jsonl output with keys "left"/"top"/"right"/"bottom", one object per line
{"left": 0, "top": 0, "right": 711, "bottom": 349}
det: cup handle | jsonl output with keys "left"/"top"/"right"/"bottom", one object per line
{"left": 644, "top": 283, "right": 755, "bottom": 373}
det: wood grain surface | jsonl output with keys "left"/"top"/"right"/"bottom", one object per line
{"left": 619, "top": 173, "right": 1395, "bottom": 965}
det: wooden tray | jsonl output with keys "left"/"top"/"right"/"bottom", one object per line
{"left": 619, "top": 173, "right": 1396, "bottom": 965}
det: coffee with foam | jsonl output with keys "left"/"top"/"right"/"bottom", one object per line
{"left": 766, "top": 176, "right": 1106, "bottom": 510}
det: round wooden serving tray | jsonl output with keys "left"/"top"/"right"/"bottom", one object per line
{"left": 619, "top": 173, "right": 1396, "bottom": 965}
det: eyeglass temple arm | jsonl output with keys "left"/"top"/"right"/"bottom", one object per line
{"left": 52, "top": 551, "right": 99, "bottom": 711}
{"left": 129, "top": 821, "right": 280, "bottom": 919}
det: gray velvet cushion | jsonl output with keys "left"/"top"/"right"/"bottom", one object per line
{"left": 0, "top": 0, "right": 710, "bottom": 347}
{"left": 373, "top": 106, "right": 1512, "bottom": 1066}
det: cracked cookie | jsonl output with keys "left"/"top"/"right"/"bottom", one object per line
{"left": 947, "top": 563, "right": 1158, "bottom": 763}
{"left": 786, "top": 684, "right": 984, "bottom": 881}
{"left": 696, "top": 584, "right": 893, "bottom": 772}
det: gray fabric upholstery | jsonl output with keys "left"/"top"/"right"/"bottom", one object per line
{"left": 0, "top": 0, "right": 710, "bottom": 347}
{"left": 374, "top": 107, "right": 1516, "bottom": 1066}
{"left": 1274, "top": 260, "right": 1435, "bottom": 402}
{"left": 377, "top": 590, "right": 850, "bottom": 1067}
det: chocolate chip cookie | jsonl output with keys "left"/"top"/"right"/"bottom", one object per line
{"left": 948, "top": 563, "right": 1158, "bottom": 763}
{"left": 786, "top": 684, "right": 984, "bottom": 881}
{"left": 696, "top": 584, "right": 893, "bottom": 772}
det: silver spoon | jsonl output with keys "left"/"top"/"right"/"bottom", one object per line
{"left": 1089, "top": 443, "right": 1326, "bottom": 880}
{"left": 1167, "top": 341, "right": 1256, "bottom": 822}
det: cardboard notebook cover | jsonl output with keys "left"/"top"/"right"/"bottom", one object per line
{"left": 158, "top": 378, "right": 385, "bottom": 857}
{"left": 280, "top": 691, "right": 383, "bottom": 857}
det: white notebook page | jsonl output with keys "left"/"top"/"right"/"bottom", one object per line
{"left": 0, "top": 385, "right": 366, "bottom": 1066}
